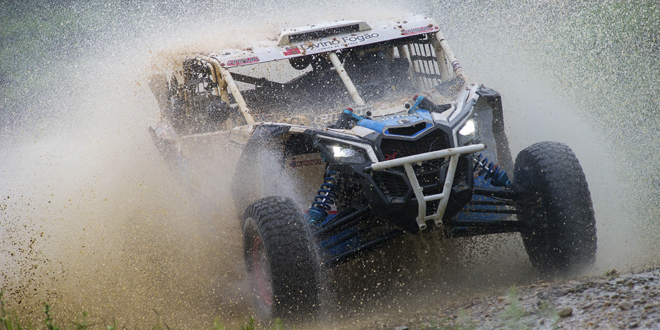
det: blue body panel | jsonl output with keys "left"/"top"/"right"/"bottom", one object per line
{"left": 356, "top": 109, "right": 434, "bottom": 137}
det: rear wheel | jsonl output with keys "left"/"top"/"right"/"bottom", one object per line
{"left": 243, "top": 196, "right": 321, "bottom": 321}
{"left": 514, "top": 141, "right": 596, "bottom": 274}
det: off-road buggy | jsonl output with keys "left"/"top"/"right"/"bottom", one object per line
{"left": 148, "top": 16, "right": 597, "bottom": 320}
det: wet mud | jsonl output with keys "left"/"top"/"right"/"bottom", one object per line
{"left": 360, "top": 267, "right": 660, "bottom": 330}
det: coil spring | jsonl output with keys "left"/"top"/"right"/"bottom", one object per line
{"left": 308, "top": 171, "right": 339, "bottom": 223}
{"left": 474, "top": 154, "right": 511, "bottom": 187}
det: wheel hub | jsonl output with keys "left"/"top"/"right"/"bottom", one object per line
{"left": 252, "top": 236, "right": 273, "bottom": 306}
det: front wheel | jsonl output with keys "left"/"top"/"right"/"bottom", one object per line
{"left": 242, "top": 196, "right": 321, "bottom": 321}
{"left": 514, "top": 141, "right": 597, "bottom": 274}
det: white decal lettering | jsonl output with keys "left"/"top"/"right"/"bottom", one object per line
{"left": 299, "top": 33, "right": 380, "bottom": 52}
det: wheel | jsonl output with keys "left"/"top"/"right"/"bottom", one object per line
{"left": 242, "top": 196, "right": 321, "bottom": 321}
{"left": 514, "top": 141, "right": 597, "bottom": 274}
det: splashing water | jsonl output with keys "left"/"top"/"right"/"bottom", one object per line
{"left": 1, "top": 0, "right": 658, "bottom": 327}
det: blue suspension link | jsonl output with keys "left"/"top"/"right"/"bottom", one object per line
{"left": 474, "top": 154, "right": 511, "bottom": 187}
{"left": 309, "top": 171, "right": 339, "bottom": 223}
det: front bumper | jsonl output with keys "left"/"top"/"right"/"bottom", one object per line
{"left": 364, "top": 144, "right": 485, "bottom": 230}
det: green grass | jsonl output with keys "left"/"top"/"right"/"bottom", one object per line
{"left": 0, "top": 292, "right": 285, "bottom": 330}
{"left": 499, "top": 287, "right": 528, "bottom": 328}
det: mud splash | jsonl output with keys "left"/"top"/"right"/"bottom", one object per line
{"left": 0, "top": 48, "right": 249, "bottom": 327}
{"left": 1, "top": 0, "right": 658, "bottom": 328}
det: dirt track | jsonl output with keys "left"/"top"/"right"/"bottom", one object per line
{"left": 357, "top": 267, "right": 660, "bottom": 330}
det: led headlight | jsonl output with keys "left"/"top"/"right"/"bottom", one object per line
{"left": 331, "top": 145, "right": 366, "bottom": 164}
{"left": 459, "top": 119, "right": 475, "bottom": 136}
{"left": 457, "top": 118, "right": 478, "bottom": 146}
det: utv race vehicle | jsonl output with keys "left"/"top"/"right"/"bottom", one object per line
{"left": 148, "top": 16, "right": 597, "bottom": 320}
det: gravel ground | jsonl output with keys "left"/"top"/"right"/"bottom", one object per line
{"left": 366, "top": 267, "right": 660, "bottom": 330}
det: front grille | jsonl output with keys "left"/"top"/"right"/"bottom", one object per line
{"left": 374, "top": 129, "right": 451, "bottom": 199}
{"left": 373, "top": 161, "right": 445, "bottom": 199}
{"left": 373, "top": 157, "right": 469, "bottom": 209}
{"left": 373, "top": 171, "right": 408, "bottom": 198}
{"left": 380, "top": 129, "right": 450, "bottom": 158}
{"left": 386, "top": 122, "right": 428, "bottom": 136}
{"left": 416, "top": 160, "right": 443, "bottom": 188}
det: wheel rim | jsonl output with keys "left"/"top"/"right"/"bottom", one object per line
{"left": 252, "top": 235, "right": 273, "bottom": 307}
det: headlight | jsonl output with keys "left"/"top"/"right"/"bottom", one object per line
{"left": 457, "top": 118, "right": 478, "bottom": 146}
{"left": 330, "top": 145, "right": 366, "bottom": 164}
{"left": 459, "top": 119, "right": 475, "bottom": 136}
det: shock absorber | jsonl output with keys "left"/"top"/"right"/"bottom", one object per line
{"left": 474, "top": 154, "right": 511, "bottom": 187}
{"left": 308, "top": 171, "right": 339, "bottom": 224}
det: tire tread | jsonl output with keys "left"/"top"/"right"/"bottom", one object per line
{"left": 243, "top": 196, "right": 321, "bottom": 320}
{"left": 515, "top": 141, "right": 597, "bottom": 273}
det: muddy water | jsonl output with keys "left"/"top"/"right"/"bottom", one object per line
{"left": 1, "top": 0, "right": 658, "bottom": 328}
{"left": 0, "top": 50, "right": 249, "bottom": 327}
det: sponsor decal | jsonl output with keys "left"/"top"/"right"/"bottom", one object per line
{"left": 340, "top": 33, "right": 380, "bottom": 44}
{"left": 301, "top": 39, "right": 341, "bottom": 51}
{"left": 289, "top": 158, "right": 324, "bottom": 168}
{"left": 225, "top": 57, "right": 260, "bottom": 67}
{"left": 300, "top": 32, "right": 381, "bottom": 52}
{"left": 283, "top": 46, "right": 302, "bottom": 56}
{"left": 402, "top": 26, "right": 435, "bottom": 36}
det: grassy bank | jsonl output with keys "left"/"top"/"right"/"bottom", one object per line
{"left": 1, "top": 293, "right": 282, "bottom": 330}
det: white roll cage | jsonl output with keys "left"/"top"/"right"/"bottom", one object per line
{"left": 186, "top": 28, "right": 463, "bottom": 127}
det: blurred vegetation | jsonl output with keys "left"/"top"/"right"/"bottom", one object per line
{"left": 0, "top": 1, "right": 102, "bottom": 129}
{"left": 0, "top": 0, "right": 240, "bottom": 133}
{"left": 437, "top": 0, "right": 660, "bottom": 240}
{"left": 0, "top": 0, "right": 175, "bottom": 131}
{"left": 545, "top": 1, "right": 660, "bottom": 133}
